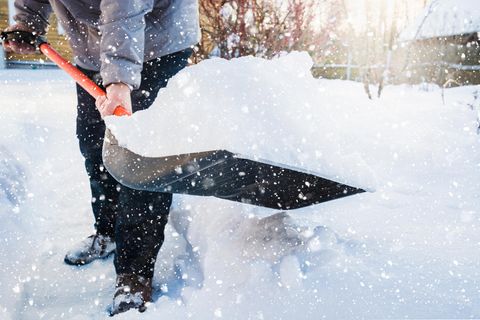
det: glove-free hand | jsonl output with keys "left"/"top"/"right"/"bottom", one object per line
{"left": 95, "top": 83, "right": 133, "bottom": 118}
{"left": 2, "top": 24, "right": 37, "bottom": 54}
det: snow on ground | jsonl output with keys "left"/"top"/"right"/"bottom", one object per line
{"left": 1, "top": 53, "right": 480, "bottom": 319}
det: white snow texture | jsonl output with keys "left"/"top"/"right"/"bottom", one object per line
{"left": 402, "top": 0, "right": 480, "bottom": 40}
{"left": 1, "top": 52, "right": 480, "bottom": 319}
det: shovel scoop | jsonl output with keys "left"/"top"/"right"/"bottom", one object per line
{"left": 1, "top": 31, "right": 366, "bottom": 210}
{"left": 103, "top": 132, "right": 365, "bottom": 209}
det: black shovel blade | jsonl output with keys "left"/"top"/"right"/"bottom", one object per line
{"left": 103, "top": 130, "right": 365, "bottom": 210}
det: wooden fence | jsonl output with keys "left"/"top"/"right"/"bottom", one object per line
{"left": 312, "top": 62, "right": 480, "bottom": 86}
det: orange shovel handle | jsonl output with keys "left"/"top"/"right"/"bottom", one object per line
{"left": 39, "top": 43, "right": 131, "bottom": 117}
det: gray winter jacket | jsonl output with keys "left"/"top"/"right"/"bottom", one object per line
{"left": 13, "top": 0, "right": 200, "bottom": 89}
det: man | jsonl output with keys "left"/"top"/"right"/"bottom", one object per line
{"left": 3, "top": 0, "right": 200, "bottom": 315}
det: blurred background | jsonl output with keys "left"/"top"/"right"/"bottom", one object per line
{"left": 1, "top": 0, "right": 479, "bottom": 95}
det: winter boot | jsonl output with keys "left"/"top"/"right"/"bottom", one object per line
{"left": 64, "top": 234, "right": 116, "bottom": 266}
{"left": 109, "top": 274, "right": 153, "bottom": 316}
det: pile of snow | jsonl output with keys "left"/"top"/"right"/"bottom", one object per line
{"left": 107, "top": 51, "right": 473, "bottom": 192}
{"left": 1, "top": 52, "right": 480, "bottom": 319}
{"left": 402, "top": 0, "right": 480, "bottom": 40}
{"left": 107, "top": 52, "right": 377, "bottom": 189}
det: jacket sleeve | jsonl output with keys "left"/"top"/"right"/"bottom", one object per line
{"left": 99, "top": 0, "right": 154, "bottom": 90}
{"left": 13, "top": 0, "right": 52, "bottom": 34}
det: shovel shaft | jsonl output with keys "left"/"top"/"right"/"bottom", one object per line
{"left": 39, "top": 43, "right": 131, "bottom": 117}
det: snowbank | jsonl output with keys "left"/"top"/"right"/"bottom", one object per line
{"left": 1, "top": 54, "right": 480, "bottom": 319}
{"left": 401, "top": 0, "right": 480, "bottom": 40}
{"left": 106, "top": 52, "right": 377, "bottom": 189}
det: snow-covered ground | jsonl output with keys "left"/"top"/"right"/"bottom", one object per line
{"left": 1, "top": 53, "right": 480, "bottom": 319}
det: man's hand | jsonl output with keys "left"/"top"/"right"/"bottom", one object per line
{"left": 2, "top": 24, "right": 37, "bottom": 54}
{"left": 95, "top": 83, "right": 133, "bottom": 118}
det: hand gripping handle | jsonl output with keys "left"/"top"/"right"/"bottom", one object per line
{"left": 1, "top": 31, "right": 131, "bottom": 117}
{"left": 0, "top": 30, "right": 42, "bottom": 46}
{"left": 40, "top": 43, "right": 131, "bottom": 116}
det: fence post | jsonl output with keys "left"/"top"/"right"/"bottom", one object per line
{"left": 8, "top": 0, "right": 16, "bottom": 25}
{"left": 346, "top": 51, "right": 352, "bottom": 80}
{"left": 0, "top": 47, "right": 6, "bottom": 69}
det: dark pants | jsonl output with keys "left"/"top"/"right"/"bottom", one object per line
{"left": 76, "top": 49, "right": 192, "bottom": 278}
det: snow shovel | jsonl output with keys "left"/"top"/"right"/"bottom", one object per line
{"left": 1, "top": 31, "right": 366, "bottom": 210}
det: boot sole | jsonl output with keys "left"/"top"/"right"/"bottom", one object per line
{"left": 64, "top": 249, "right": 115, "bottom": 266}
{"left": 108, "top": 301, "right": 146, "bottom": 316}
